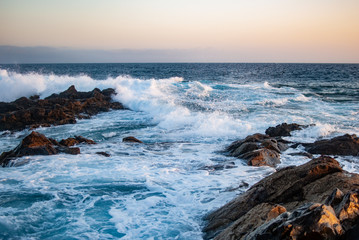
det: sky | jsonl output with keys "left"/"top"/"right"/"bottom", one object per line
{"left": 0, "top": 0, "right": 359, "bottom": 63}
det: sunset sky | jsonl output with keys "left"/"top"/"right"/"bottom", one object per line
{"left": 1, "top": 0, "right": 358, "bottom": 63}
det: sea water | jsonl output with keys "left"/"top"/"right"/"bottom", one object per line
{"left": 0, "top": 63, "right": 358, "bottom": 239}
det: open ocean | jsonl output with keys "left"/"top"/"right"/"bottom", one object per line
{"left": 0, "top": 63, "right": 359, "bottom": 239}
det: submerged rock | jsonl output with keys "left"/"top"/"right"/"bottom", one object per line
{"left": 225, "top": 133, "right": 288, "bottom": 167}
{"left": 304, "top": 134, "right": 359, "bottom": 156}
{"left": 123, "top": 136, "right": 143, "bottom": 143}
{"left": 96, "top": 151, "right": 111, "bottom": 157}
{"left": 203, "top": 156, "right": 359, "bottom": 239}
{"left": 0, "top": 131, "right": 96, "bottom": 167}
{"left": 0, "top": 85, "right": 124, "bottom": 132}
{"left": 199, "top": 162, "right": 236, "bottom": 171}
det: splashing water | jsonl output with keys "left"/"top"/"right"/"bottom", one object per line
{"left": 0, "top": 63, "right": 358, "bottom": 239}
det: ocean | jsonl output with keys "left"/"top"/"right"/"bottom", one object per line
{"left": 0, "top": 63, "right": 358, "bottom": 239}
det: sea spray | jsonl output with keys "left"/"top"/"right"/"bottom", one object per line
{"left": 0, "top": 63, "right": 358, "bottom": 239}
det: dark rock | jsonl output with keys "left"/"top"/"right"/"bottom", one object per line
{"left": 203, "top": 156, "right": 359, "bottom": 239}
{"left": 241, "top": 148, "right": 280, "bottom": 167}
{"left": 238, "top": 181, "right": 249, "bottom": 189}
{"left": 0, "top": 85, "right": 124, "bottom": 132}
{"left": 123, "top": 136, "right": 143, "bottom": 143}
{"left": 225, "top": 133, "right": 287, "bottom": 167}
{"left": 59, "top": 136, "right": 96, "bottom": 147}
{"left": 0, "top": 131, "right": 95, "bottom": 167}
{"left": 45, "top": 85, "right": 78, "bottom": 99}
{"left": 96, "top": 151, "right": 111, "bottom": 157}
{"left": 324, "top": 188, "right": 344, "bottom": 207}
{"left": 199, "top": 162, "right": 236, "bottom": 171}
{"left": 29, "top": 95, "right": 40, "bottom": 101}
{"left": 305, "top": 134, "right": 359, "bottom": 156}
{"left": 288, "top": 152, "right": 313, "bottom": 158}
{"left": 265, "top": 123, "right": 311, "bottom": 137}
{"left": 56, "top": 146, "right": 80, "bottom": 155}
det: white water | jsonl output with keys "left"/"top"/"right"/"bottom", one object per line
{"left": 0, "top": 69, "right": 359, "bottom": 239}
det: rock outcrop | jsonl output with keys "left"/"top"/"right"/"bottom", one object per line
{"left": 304, "top": 134, "right": 359, "bottom": 156}
{"left": 265, "top": 123, "right": 310, "bottom": 137}
{"left": 0, "top": 131, "right": 96, "bottom": 167}
{"left": 0, "top": 85, "right": 124, "bottom": 131}
{"left": 203, "top": 156, "right": 359, "bottom": 239}
{"left": 225, "top": 133, "right": 288, "bottom": 167}
{"left": 59, "top": 135, "right": 96, "bottom": 147}
{"left": 244, "top": 190, "right": 359, "bottom": 240}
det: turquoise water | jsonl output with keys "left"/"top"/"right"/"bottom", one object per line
{"left": 0, "top": 63, "right": 358, "bottom": 239}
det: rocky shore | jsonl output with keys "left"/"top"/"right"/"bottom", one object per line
{"left": 1, "top": 87, "right": 359, "bottom": 240}
{"left": 203, "top": 156, "right": 359, "bottom": 239}
{"left": 203, "top": 123, "right": 359, "bottom": 239}
{"left": 0, "top": 85, "right": 124, "bottom": 131}
{"left": 225, "top": 123, "right": 359, "bottom": 168}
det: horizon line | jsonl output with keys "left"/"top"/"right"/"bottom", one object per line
{"left": 1, "top": 62, "right": 359, "bottom": 65}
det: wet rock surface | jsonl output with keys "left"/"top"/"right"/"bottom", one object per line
{"left": 225, "top": 133, "right": 288, "bottom": 167}
{"left": 225, "top": 123, "right": 359, "bottom": 168}
{"left": 0, "top": 131, "right": 96, "bottom": 167}
{"left": 304, "top": 134, "right": 359, "bottom": 156}
{"left": 265, "top": 123, "right": 311, "bottom": 137}
{"left": 123, "top": 136, "right": 143, "bottom": 143}
{"left": 0, "top": 85, "right": 124, "bottom": 131}
{"left": 59, "top": 135, "right": 96, "bottom": 147}
{"left": 203, "top": 156, "right": 359, "bottom": 239}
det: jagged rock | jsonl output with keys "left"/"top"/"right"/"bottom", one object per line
{"left": 265, "top": 123, "right": 311, "bottom": 137}
{"left": 203, "top": 156, "right": 359, "bottom": 239}
{"left": 0, "top": 85, "right": 124, "bottom": 132}
{"left": 243, "top": 189, "right": 359, "bottom": 240}
{"left": 213, "top": 203, "right": 287, "bottom": 240}
{"left": 0, "top": 131, "right": 96, "bottom": 167}
{"left": 225, "top": 133, "right": 287, "bottom": 167}
{"left": 59, "top": 136, "right": 96, "bottom": 146}
{"left": 305, "top": 134, "right": 359, "bottom": 156}
{"left": 245, "top": 203, "right": 344, "bottom": 240}
{"left": 123, "top": 136, "right": 143, "bottom": 143}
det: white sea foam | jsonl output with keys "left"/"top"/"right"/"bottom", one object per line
{"left": 285, "top": 123, "right": 336, "bottom": 143}
{"left": 294, "top": 94, "right": 311, "bottom": 102}
{"left": 112, "top": 77, "right": 257, "bottom": 140}
{"left": 102, "top": 132, "right": 117, "bottom": 138}
{"left": 186, "top": 81, "right": 213, "bottom": 98}
{"left": 263, "top": 81, "right": 271, "bottom": 88}
{"left": 258, "top": 98, "right": 289, "bottom": 106}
